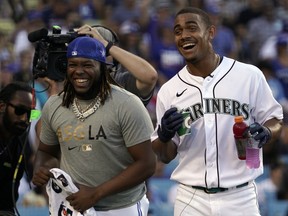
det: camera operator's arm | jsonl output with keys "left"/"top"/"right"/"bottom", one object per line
{"left": 38, "top": 77, "right": 64, "bottom": 96}
{"left": 43, "top": 77, "right": 63, "bottom": 96}
{"left": 76, "top": 25, "right": 158, "bottom": 98}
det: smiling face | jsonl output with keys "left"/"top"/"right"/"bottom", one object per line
{"left": 67, "top": 57, "right": 102, "bottom": 99}
{"left": 173, "top": 11, "right": 215, "bottom": 64}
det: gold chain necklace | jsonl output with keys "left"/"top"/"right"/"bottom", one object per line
{"left": 72, "top": 96, "right": 101, "bottom": 121}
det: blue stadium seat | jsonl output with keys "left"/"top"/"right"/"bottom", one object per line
{"left": 267, "top": 200, "right": 288, "bottom": 216}
{"left": 148, "top": 177, "right": 177, "bottom": 216}
{"left": 17, "top": 206, "right": 49, "bottom": 216}
{"left": 255, "top": 165, "right": 270, "bottom": 183}
{"left": 149, "top": 203, "right": 174, "bottom": 216}
{"left": 148, "top": 178, "right": 177, "bottom": 203}
{"left": 162, "top": 158, "right": 179, "bottom": 178}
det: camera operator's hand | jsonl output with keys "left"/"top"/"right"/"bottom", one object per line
{"left": 248, "top": 122, "right": 272, "bottom": 148}
{"left": 38, "top": 77, "right": 64, "bottom": 96}
{"left": 76, "top": 24, "right": 108, "bottom": 46}
{"left": 157, "top": 107, "right": 184, "bottom": 143}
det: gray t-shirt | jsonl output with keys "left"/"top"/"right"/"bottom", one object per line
{"left": 40, "top": 85, "right": 154, "bottom": 210}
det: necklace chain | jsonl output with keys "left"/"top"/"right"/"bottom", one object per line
{"left": 72, "top": 96, "right": 101, "bottom": 121}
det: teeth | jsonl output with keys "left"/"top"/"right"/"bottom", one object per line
{"left": 183, "top": 43, "right": 195, "bottom": 48}
{"left": 75, "top": 79, "right": 88, "bottom": 83}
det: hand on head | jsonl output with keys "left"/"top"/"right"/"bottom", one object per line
{"left": 75, "top": 24, "right": 107, "bottom": 46}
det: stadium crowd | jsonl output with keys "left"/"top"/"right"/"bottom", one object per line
{"left": 0, "top": 0, "right": 288, "bottom": 215}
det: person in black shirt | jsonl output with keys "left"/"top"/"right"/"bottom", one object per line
{"left": 0, "top": 81, "right": 33, "bottom": 216}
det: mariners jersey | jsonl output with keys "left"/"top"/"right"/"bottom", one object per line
{"left": 46, "top": 168, "right": 97, "bottom": 216}
{"left": 151, "top": 56, "right": 283, "bottom": 188}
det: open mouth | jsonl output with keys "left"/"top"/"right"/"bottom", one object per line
{"left": 75, "top": 79, "right": 88, "bottom": 83}
{"left": 74, "top": 78, "right": 90, "bottom": 87}
{"left": 182, "top": 42, "right": 195, "bottom": 50}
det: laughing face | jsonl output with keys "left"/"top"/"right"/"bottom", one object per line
{"left": 173, "top": 12, "right": 215, "bottom": 63}
{"left": 67, "top": 57, "right": 101, "bottom": 99}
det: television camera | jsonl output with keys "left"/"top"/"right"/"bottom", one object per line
{"left": 28, "top": 26, "right": 80, "bottom": 81}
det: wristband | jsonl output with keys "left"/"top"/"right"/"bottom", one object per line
{"left": 105, "top": 41, "right": 114, "bottom": 56}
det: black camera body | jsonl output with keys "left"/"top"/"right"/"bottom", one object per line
{"left": 31, "top": 26, "right": 79, "bottom": 81}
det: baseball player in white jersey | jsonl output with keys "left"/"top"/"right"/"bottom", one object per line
{"left": 151, "top": 7, "right": 283, "bottom": 216}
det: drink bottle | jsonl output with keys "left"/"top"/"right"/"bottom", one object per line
{"left": 233, "top": 116, "right": 247, "bottom": 160}
{"left": 246, "top": 134, "right": 260, "bottom": 169}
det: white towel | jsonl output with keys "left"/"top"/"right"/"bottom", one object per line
{"left": 46, "top": 168, "right": 98, "bottom": 216}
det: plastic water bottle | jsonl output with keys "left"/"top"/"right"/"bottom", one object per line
{"left": 246, "top": 135, "right": 260, "bottom": 169}
{"left": 233, "top": 116, "right": 247, "bottom": 160}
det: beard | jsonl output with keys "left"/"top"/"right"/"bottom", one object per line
{"left": 74, "top": 79, "right": 101, "bottom": 100}
{"left": 3, "top": 111, "right": 29, "bottom": 136}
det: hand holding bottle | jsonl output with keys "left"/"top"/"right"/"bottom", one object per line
{"left": 248, "top": 122, "right": 271, "bottom": 148}
{"left": 157, "top": 107, "right": 184, "bottom": 143}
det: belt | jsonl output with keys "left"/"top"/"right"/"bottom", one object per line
{"left": 191, "top": 182, "right": 249, "bottom": 194}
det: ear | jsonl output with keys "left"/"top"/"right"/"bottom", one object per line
{"left": 208, "top": 25, "right": 216, "bottom": 40}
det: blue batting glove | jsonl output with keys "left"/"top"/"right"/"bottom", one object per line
{"left": 157, "top": 107, "right": 184, "bottom": 143}
{"left": 248, "top": 122, "right": 272, "bottom": 148}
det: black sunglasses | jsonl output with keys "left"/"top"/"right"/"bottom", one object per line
{"left": 7, "top": 103, "right": 31, "bottom": 119}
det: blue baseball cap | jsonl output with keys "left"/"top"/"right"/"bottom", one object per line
{"left": 67, "top": 36, "right": 111, "bottom": 64}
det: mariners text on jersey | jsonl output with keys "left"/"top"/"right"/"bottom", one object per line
{"left": 183, "top": 97, "right": 250, "bottom": 123}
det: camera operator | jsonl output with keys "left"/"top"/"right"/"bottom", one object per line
{"left": 76, "top": 24, "right": 158, "bottom": 107}
{"left": 30, "top": 24, "right": 158, "bottom": 107}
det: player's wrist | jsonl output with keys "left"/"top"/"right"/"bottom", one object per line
{"left": 157, "top": 126, "right": 173, "bottom": 143}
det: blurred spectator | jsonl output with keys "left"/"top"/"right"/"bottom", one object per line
{"left": 234, "top": 20, "right": 252, "bottom": 63}
{"left": 41, "top": 0, "right": 72, "bottom": 30}
{"left": 7, "top": 0, "right": 27, "bottom": 23}
{"left": 142, "top": 0, "right": 184, "bottom": 86}
{"left": 274, "top": 0, "right": 288, "bottom": 21}
{"left": 206, "top": 5, "right": 237, "bottom": 58}
{"left": 256, "top": 60, "right": 288, "bottom": 164}
{"left": 236, "top": 0, "right": 263, "bottom": 26}
{"left": 0, "top": 64, "right": 14, "bottom": 88}
{"left": 0, "top": 29, "right": 15, "bottom": 88}
{"left": 111, "top": 0, "right": 141, "bottom": 26}
{"left": 149, "top": 20, "right": 185, "bottom": 86}
{"left": 257, "top": 161, "right": 285, "bottom": 216}
{"left": 270, "top": 34, "right": 288, "bottom": 100}
{"left": 277, "top": 163, "right": 288, "bottom": 200}
{"left": 13, "top": 49, "right": 34, "bottom": 83}
{"left": 257, "top": 59, "right": 288, "bottom": 110}
{"left": 12, "top": 10, "right": 45, "bottom": 60}
{"left": 66, "top": 11, "right": 84, "bottom": 30}
{"left": 118, "top": 20, "right": 147, "bottom": 58}
{"left": 218, "top": 0, "right": 245, "bottom": 28}
{"left": 259, "top": 19, "right": 288, "bottom": 60}
{"left": 141, "top": 0, "right": 175, "bottom": 41}
{"left": 12, "top": 49, "right": 50, "bottom": 109}
{"left": 246, "top": 0, "right": 283, "bottom": 63}
{"left": 70, "top": 0, "right": 104, "bottom": 20}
